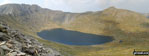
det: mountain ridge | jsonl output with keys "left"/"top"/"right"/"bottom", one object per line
{"left": 0, "top": 4, "right": 102, "bottom": 32}
{"left": 0, "top": 4, "right": 148, "bottom": 33}
{"left": 0, "top": 21, "right": 62, "bottom": 56}
{"left": 0, "top": 4, "right": 148, "bottom": 32}
{"left": 0, "top": 3, "right": 149, "bottom": 56}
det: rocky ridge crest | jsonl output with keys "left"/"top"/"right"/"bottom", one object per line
{"left": 0, "top": 22, "right": 62, "bottom": 56}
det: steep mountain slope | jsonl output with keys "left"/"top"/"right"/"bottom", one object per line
{"left": 0, "top": 4, "right": 80, "bottom": 31}
{"left": 0, "top": 4, "right": 148, "bottom": 33}
{"left": 63, "top": 7, "right": 149, "bottom": 56}
{"left": 0, "top": 4, "right": 149, "bottom": 56}
{"left": 66, "top": 7, "right": 149, "bottom": 35}
{"left": 0, "top": 22, "right": 62, "bottom": 56}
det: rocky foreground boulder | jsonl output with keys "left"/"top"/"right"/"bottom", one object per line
{"left": 0, "top": 22, "right": 62, "bottom": 56}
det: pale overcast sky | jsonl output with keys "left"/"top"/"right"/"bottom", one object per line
{"left": 0, "top": 0, "right": 149, "bottom": 13}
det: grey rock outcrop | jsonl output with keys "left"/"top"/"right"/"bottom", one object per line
{"left": 0, "top": 22, "right": 62, "bottom": 56}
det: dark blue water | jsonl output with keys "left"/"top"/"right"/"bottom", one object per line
{"left": 37, "top": 28, "right": 113, "bottom": 45}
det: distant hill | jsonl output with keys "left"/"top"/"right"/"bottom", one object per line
{"left": 0, "top": 4, "right": 149, "bottom": 56}
{"left": 67, "top": 7, "right": 149, "bottom": 35}
{"left": 0, "top": 4, "right": 148, "bottom": 34}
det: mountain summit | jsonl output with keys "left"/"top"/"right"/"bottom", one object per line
{"left": 0, "top": 4, "right": 79, "bottom": 30}
{"left": 0, "top": 4, "right": 41, "bottom": 15}
{"left": 0, "top": 4, "right": 149, "bottom": 56}
{"left": 0, "top": 4, "right": 148, "bottom": 33}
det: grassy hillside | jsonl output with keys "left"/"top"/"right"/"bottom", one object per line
{"left": 66, "top": 7, "right": 149, "bottom": 34}
{"left": 51, "top": 7, "right": 149, "bottom": 56}
{"left": 0, "top": 4, "right": 149, "bottom": 56}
